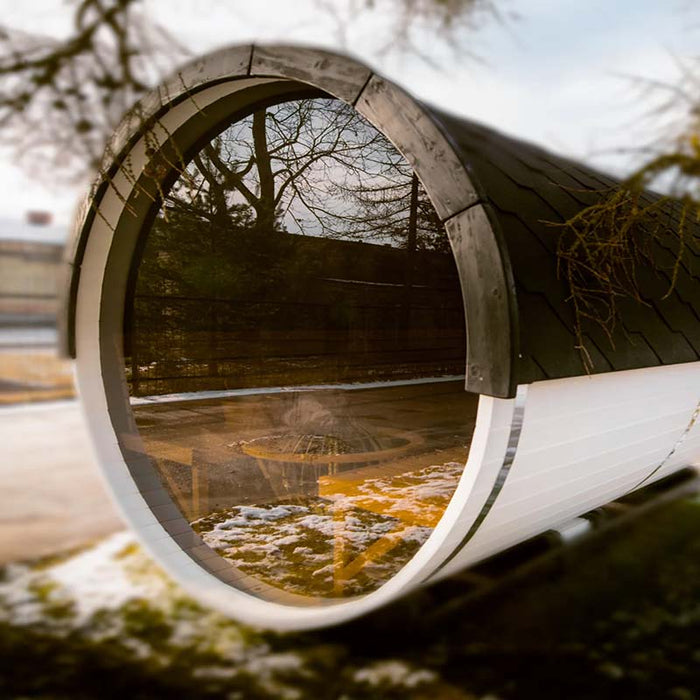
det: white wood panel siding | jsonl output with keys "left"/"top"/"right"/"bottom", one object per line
{"left": 433, "top": 361, "right": 700, "bottom": 581}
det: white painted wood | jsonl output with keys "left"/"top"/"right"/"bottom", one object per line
{"left": 550, "top": 517, "right": 591, "bottom": 543}
{"left": 433, "top": 362, "right": 700, "bottom": 581}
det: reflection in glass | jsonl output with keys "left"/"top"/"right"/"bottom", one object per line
{"left": 124, "top": 97, "right": 477, "bottom": 600}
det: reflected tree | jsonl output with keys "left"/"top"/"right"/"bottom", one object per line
{"left": 166, "top": 98, "right": 445, "bottom": 251}
{"left": 129, "top": 97, "right": 462, "bottom": 396}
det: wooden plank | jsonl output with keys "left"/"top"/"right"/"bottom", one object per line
{"left": 251, "top": 45, "right": 371, "bottom": 103}
{"left": 445, "top": 204, "right": 516, "bottom": 397}
{"left": 355, "top": 75, "right": 479, "bottom": 221}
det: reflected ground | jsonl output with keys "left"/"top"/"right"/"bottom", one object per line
{"left": 134, "top": 381, "right": 477, "bottom": 597}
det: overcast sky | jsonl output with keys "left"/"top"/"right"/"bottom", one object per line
{"left": 0, "top": 0, "right": 696, "bottom": 228}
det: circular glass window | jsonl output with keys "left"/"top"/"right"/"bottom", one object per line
{"left": 123, "top": 95, "right": 478, "bottom": 602}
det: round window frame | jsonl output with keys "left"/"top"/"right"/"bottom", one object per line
{"left": 67, "top": 44, "right": 520, "bottom": 630}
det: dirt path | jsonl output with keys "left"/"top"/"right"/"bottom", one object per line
{"left": 0, "top": 400, "right": 123, "bottom": 564}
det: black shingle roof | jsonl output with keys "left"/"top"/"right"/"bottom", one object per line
{"left": 433, "top": 110, "right": 700, "bottom": 386}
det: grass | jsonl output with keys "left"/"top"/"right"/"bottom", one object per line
{"left": 3, "top": 498, "right": 700, "bottom": 698}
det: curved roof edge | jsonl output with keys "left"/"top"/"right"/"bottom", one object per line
{"left": 430, "top": 108, "right": 700, "bottom": 385}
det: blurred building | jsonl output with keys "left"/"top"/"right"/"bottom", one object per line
{"left": 0, "top": 213, "right": 66, "bottom": 327}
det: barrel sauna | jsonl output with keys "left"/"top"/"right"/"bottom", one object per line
{"left": 61, "top": 44, "right": 700, "bottom": 630}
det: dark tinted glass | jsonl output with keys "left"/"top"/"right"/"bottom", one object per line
{"left": 124, "top": 97, "right": 478, "bottom": 600}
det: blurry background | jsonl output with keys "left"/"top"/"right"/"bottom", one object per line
{"left": 1, "top": 1, "right": 700, "bottom": 698}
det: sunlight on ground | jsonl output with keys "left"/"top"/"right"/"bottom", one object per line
{"left": 0, "top": 350, "right": 74, "bottom": 404}
{"left": 192, "top": 462, "right": 464, "bottom": 598}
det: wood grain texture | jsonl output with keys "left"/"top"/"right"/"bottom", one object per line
{"left": 356, "top": 75, "right": 479, "bottom": 221}
{"left": 250, "top": 45, "right": 371, "bottom": 103}
{"left": 445, "top": 204, "right": 515, "bottom": 397}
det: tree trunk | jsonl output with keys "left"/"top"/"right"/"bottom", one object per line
{"left": 252, "top": 108, "right": 277, "bottom": 234}
{"left": 401, "top": 173, "right": 419, "bottom": 330}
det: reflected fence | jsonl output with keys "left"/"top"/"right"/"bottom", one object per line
{"left": 126, "top": 229, "right": 466, "bottom": 398}
{"left": 123, "top": 217, "right": 474, "bottom": 600}
{"left": 127, "top": 291, "right": 466, "bottom": 397}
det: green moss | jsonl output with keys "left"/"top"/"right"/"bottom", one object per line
{"left": 24, "top": 578, "right": 76, "bottom": 621}
{"left": 26, "top": 542, "right": 95, "bottom": 571}
{"left": 27, "top": 578, "right": 59, "bottom": 603}
{"left": 120, "top": 599, "right": 174, "bottom": 649}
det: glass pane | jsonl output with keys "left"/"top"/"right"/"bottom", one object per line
{"left": 124, "top": 96, "right": 478, "bottom": 601}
